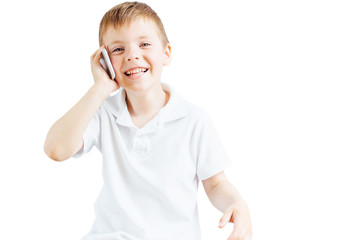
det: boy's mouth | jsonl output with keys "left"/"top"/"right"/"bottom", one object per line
{"left": 124, "top": 67, "right": 149, "bottom": 76}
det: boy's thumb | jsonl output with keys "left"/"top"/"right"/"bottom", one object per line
{"left": 218, "top": 210, "right": 231, "bottom": 228}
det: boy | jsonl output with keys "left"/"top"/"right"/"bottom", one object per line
{"left": 44, "top": 2, "right": 252, "bottom": 240}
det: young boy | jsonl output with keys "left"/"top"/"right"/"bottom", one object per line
{"left": 44, "top": 2, "right": 252, "bottom": 240}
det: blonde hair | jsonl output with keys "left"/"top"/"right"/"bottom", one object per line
{"left": 99, "top": 2, "right": 169, "bottom": 48}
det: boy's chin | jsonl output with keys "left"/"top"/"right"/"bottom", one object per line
{"left": 122, "top": 80, "right": 161, "bottom": 93}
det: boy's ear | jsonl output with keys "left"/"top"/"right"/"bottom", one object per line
{"left": 163, "top": 44, "right": 171, "bottom": 66}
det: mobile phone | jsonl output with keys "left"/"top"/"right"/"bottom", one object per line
{"left": 100, "top": 48, "right": 116, "bottom": 80}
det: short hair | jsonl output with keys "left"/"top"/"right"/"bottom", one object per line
{"left": 99, "top": 1, "right": 170, "bottom": 48}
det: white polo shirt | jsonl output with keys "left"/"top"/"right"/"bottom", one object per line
{"left": 74, "top": 83, "right": 231, "bottom": 240}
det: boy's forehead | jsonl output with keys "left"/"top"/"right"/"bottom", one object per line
{"left": 103, "top": 18, "right": 159, "bottom": 44}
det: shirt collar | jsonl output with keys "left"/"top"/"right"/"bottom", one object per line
{"left": 105, "top": 83, "right": 187, "bottom": 129}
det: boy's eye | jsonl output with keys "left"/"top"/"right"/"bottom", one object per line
{"left": 113, "top": 47, "right": 124, "bottom": 52}
{"left": 141, "top": 43, "right": 150, "bottom": 47}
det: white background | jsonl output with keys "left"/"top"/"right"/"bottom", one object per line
{"left": 0, "top": 0, "right": 359, "bottom": 239}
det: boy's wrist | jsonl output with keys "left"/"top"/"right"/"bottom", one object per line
{"left": 90, "top": 84, "right": 112, "bottom": 102}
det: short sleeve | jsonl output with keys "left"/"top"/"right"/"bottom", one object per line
{"left": 72, "top": 109, "right": 101, "bottom": 158}
{"left": 196, "top": 111, "right": 231, "bottom": 180}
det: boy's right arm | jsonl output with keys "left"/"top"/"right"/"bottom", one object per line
{"left": 44, "top": 46, "right": 120, "bottom": 161}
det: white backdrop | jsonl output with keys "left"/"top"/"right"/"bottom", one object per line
{"left": 0, "top": 0, "right": 359, "bottom": 239}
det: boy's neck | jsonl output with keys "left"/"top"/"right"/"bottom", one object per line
{"left": 125, "top": 84, "right": 169, "bottom": 127}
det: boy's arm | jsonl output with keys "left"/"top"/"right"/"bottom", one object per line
{"left": 202, "top": 171, "right": 252, "bottom": 240}
{"left": 44, "top": 46, "right": 119, "bottom": 161}
{"left": 44, "top": 85, "right": 107, "bottom": 161}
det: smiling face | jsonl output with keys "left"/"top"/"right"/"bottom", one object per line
{"left": 102, "top": 17, "right": 171, "bottom": 93}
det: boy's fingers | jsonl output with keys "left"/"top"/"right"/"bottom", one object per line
{"left": 227, "top": 229, "right": 242, "bottom": 240}
{"left": 234, "top": 216, "right": 252, "bottom": 240}
{"left": 219, "top": 209, "right": 232, "bottom": 228}
{"left": 239, "top": 226, "right": 252, "bottom": 240}
{"left": 91, "top": 45, "right": 106, "bottom": 64}
{"left": 227, "top": 213, "right": 242, "bottom": 238}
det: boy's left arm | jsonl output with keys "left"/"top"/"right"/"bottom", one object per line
{"left": 202, "top": 171, "right": 252, "bottom": 240}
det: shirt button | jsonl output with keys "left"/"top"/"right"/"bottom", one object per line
{"left": 133, "top": 138, "right": 146, "bottom": 151}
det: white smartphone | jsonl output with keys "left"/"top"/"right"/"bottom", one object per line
{"left": 100, "top": 48, "right": 116, "bottom": 80}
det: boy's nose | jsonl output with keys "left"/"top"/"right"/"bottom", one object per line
{"left": 126, "top": 50, "right": 140, "bottom": 61}
{"left": 127, "top": 56, "right": 139, "bottom": 61}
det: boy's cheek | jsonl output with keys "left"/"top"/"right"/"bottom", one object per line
{"left": 110, "top": 56, "right": 122, "bottom": 68}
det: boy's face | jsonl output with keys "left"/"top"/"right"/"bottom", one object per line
{"left": 102, "top": 18, "right": 171, "bottom": 93}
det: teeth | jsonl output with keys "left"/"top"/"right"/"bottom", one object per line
{"left": 125, "top": 67, "right": 147, "bottom": 75}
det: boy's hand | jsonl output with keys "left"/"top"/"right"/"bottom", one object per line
{"left": 90, "top": 45, "right": 120, "bottom": 97}
{"left": 218, "top": 202, "right": 252, "bottom": 240}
